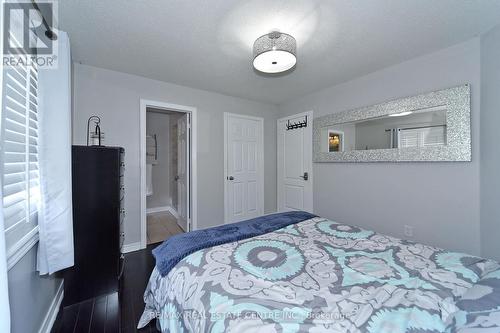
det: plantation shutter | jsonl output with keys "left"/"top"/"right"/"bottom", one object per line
{"left": 1, "top": 33, "right": 40, "bottom": 253}
{"left": 399, "top": 126, "right": 446, "bottom": 148}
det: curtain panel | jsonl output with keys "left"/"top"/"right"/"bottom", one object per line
{"left": 37, "top": 31, "right": 74, "bottom": 275}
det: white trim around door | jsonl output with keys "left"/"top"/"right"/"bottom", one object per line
{"left": 224, "top": 113, "right": 265, "bottom": 224}
{"left": 140, "top": 99, "right": 198, "bottom": 250}
{"left": 277, "top": 110, "right": 314, "bottom": 213}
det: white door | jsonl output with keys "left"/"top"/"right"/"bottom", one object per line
{"left": 177, "top": 114, "right": 188, "bottom": 231}
{"left": 277, "top": 111, "right": 313, "bottom": 212}
{"left": 225, "top": 113, "right": 264, "bottom": 223}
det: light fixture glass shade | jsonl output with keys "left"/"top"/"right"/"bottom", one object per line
{"left": 253, "top": 31, "right": 297, "bottom": 74}
{"left": 388, "top": 111, "right": 414, "bottom": 117}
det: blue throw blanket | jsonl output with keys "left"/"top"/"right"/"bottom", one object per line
{"left": 153, "top": 211, "right": 316, "bottom": 276}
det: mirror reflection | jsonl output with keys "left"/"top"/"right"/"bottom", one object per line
{"left": 321, "top": 107, "right": 447, "bottom": 153}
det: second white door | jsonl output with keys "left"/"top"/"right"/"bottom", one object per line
{"left": 277, "top": 111, "right": 313, "bottom": 212}
{"left": 225, "top": 113, "right": 264, "bottom": 223}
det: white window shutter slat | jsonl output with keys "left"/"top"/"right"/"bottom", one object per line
{"left": 1, "top": 41, "right": 40, "bottom": 250}
{"left": 399, "top": 126, "right": 446, "bottom": 148}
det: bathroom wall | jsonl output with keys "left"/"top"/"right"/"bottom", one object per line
{"left": 146, "top": 110, "right": 171, "bottom": 209}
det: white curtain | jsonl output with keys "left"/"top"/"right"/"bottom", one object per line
{"left": 37, "top": 31, "right": 74, "bottom": 275}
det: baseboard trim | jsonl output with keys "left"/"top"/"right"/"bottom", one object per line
{"left": 122, "top": 241, "right": 142, "bottom": 253}
{"left": 146, "top": 206, "right": 170, "bottom": 214}
{"left": 166, "top": 206, "right": 179, "bottom": 219}
{"left": 146, "top": 205, "right": 185, "bottom": 231}
{"left": 147, "top": 206, "right": 180, "bottom": 219}
{"left": 38, "top": 280, "right": 64, "bottom": 333}
{"left": 165, "top": 206, "right": 186, "bottom": 231}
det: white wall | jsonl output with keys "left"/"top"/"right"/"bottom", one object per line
{"left": 8, "top": 247, "right": 61, "bottom": 333}
{"left": 278, "top": 39, "right": 482, "bottom": 256}
{"left": 146, "top": 111, "right": 171, "bottom": 209}
{"left": 70, "top": 35, "right": 500, "bottom": 259}
{"left": 72, "top": 64, "right": 279, "bottom": 246}
{"left": 480, "top": 24, "right": 500, "bottom": 261}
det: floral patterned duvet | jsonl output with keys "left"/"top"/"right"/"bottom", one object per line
{"left": 138, "top": 216, "right": 500, "bottom": 332}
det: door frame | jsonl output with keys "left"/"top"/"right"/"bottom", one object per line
{"left": 277, "top": 110, "right": 314, "bottom": 212}
{"left": 140, "top": 99, "right": 198, "bottom": 250}
{"left": 223, "top": 112, "right": 265, "bottom": 224}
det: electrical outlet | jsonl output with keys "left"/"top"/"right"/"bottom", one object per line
{"left": 404, "top": 225, "right": 414, "bottom": 238}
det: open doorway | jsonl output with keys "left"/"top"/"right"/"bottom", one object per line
{"left": 140, "top": 100, "right": 197, "bottom": 249}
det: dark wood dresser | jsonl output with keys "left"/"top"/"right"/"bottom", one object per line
{"left": 63, "top": 145, "right": 125, "bottom": 306}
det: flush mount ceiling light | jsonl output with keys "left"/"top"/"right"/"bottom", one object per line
{"left": 253, "top": 31, "right": 297, "bottom": 74}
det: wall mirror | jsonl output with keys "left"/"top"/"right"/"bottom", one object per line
{"left": 313, "top": 85, "right": 471, "bottom": 162}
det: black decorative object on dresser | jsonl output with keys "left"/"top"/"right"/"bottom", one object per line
{"left": 63, "top": 145, "right": 125, "bottom": 306}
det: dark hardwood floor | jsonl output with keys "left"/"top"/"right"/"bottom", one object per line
{"left": 120, "top": 244, "right": 158, "bottom": 333}
{"left": 51, "top": 244, "right": 159, "bottom": 333}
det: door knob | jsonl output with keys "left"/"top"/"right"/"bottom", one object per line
{"left": 174, "top": 175, "right": 179, "bottom": 181}
{"left": 227, "top": 176, "right": 234, "bottom": 180}
{"left": 299, "top": 172, "right": 309, "bottom": 181}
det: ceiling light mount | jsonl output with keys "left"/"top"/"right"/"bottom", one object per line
{"left": 253, "top": 31, "right": 297, "bottom": 74}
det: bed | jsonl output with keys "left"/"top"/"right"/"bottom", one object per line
{"left": 138, "top": 212, "right": 500, "bottom": 332}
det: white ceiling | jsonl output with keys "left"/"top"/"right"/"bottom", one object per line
{"left": 59, "top": 0, "right": 500, "bottom": 104}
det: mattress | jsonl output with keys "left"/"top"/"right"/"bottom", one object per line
{"left": 139, "top": 215, "right": 500, "bottom": 332}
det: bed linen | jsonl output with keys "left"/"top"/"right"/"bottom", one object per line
{"left": 138, "top": 214, "right": 500, "bottom": 333}
{"left": 153, "top": 211, "right": 316, "bottom": 277}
